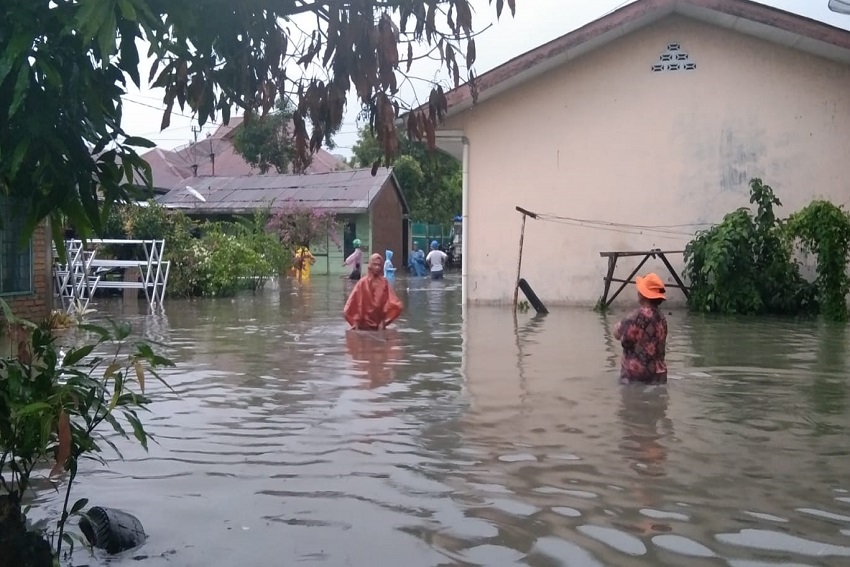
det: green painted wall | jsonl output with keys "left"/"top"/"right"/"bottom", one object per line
{"left": 310, "top": 213, "right": 370, "bottom": 276}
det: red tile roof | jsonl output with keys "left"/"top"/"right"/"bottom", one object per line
{"left": 142, "top": 118, "right": 348, "bottom": 190}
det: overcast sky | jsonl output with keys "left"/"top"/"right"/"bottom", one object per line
{"left": 120, "top": 0, "right": 850, "bottom": 158}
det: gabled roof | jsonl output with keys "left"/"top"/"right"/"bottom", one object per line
{"left": 155, "top": 168, "right": 408, "bottom": 216}
{"left": 140, "top": 118, "right": 348, "bottom": 190}
{"left": 440, "top": 0, "right": 850, "bottom": 118}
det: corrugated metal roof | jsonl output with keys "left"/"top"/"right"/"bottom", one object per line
{"left": 155, "top": 168, "right": 403, "bottom": 215}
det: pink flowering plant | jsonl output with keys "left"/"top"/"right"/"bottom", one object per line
{"left": 266, "top": 201, "right": 342, "bottom": 252}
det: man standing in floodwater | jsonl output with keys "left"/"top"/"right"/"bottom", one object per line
{"left": 613, "top": 273, "right": 668, "bottom": 385}
{"left": 425, "top": 240, "right": 448, "bottom": 280}
{"left": 344, "top": 253, "right": 404, "bottom": 330}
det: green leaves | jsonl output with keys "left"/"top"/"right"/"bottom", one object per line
{"left": 123, "top": 136, "right": 156, "bottom": 148}
{"left": 684, "top": 178, "right": 840, "bottom": 319}
{"left": 1, "top": 0, "right": 158, "bottom": 241}
{"left": 0, "top": 310, "right": 173, "bottom": 558}
{"left": 4, "top": 0, "right": 516, "bottom": 243}
{"left": 350, "top": 128, "right": 461, "bottom": 223}
{"left": 125, "top": 411, "right": 148, "bottom": 450}
{"left": 231, "top": 100, "right": 299, "bottom": 174}
{"left": 74, "top": 0, "right": 118, "bottom": 64}
{"left": 70, "top": 498, "right": 89, "bottom": 515}
{"left": 14, "top": 402, "right": 52, "bottom": 417}
{"left": 62, "top": 344, "right": 97, "bottom": 367}
{"left": 787, "top": 201, "right": 850, "bottom": 322}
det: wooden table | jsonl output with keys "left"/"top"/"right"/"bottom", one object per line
{"left": 599, "top": 249, "right": 689, "bottom": 308}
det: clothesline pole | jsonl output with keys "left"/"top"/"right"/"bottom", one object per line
{"left": 513, "top": 214, "right": 526, "bottom": 311}
{"left": 513, "top": 206, "right": 539, "bottom": 312}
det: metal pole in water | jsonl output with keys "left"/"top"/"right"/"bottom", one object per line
{"left": 513, "top": 206, "right": 540, "bottom": 312}
{"left": 513, "top": 214, "right": 526, "bottom": 312}
{"left": 513, "top": 207, "right": 535, "bottom": 312}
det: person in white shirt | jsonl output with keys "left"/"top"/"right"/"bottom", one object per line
{"left": 425, "top": 240, "right": 448, "bottom": 280}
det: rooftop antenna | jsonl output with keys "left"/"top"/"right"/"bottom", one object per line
{"left": 207, "top": 134, "right": 215, "bottom": 176}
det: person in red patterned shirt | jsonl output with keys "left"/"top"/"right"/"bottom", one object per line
{"left": 613, "top": 273, "right": 668, "bottom": 385}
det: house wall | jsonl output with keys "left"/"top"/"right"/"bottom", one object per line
{"left": 444, "top": 15, "right": 850, "bottom": 305}
{"left": 311, "top": 213, "right": 370, "bottom": 277}
{"left": 369, "top": 180, "right": 405, "bottom": 268}
{"left": 1, "top": 222, "right": 52, "bottom": 324}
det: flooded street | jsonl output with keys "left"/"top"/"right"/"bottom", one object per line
{"left": 32, "top": 275, "right": 850, "bottom": 566}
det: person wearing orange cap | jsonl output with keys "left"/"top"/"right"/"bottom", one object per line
{"left": 613, "top": 273, "right": 668, "bottom": 384}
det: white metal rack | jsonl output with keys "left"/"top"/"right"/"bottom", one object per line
{"left": 53, "top": 239, "right": 170, "bottom": 312}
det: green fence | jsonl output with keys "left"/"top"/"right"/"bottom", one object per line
{"left": 411, "top": 222, "right": 452, "bottom": 250}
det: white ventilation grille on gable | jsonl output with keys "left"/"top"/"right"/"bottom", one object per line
{"left": 651, "top": 43, "right": 696, "bottom": 73}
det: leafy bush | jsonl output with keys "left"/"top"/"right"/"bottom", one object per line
{"left": 102, "top": 203, "right": 287, "bottom": 297}
{"left": 685, "top": 178, "right": 850, "bottom": 320}
{"left": 787, "top": 201, "right": 850, "bottom": 321}
{"left": 0, "top": 300, "right": 173, "bottom": 562}
{"left": 685, "top": 179, "right": 815, "bottom": 316}
{"left": 197, "top": 228, "right": 255, "bottom": 296}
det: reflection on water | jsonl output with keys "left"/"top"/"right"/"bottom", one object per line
{"left": 28, "top": 275, "right": 850, "bottom": 566}
{"left": 345, "top": 329, "right": 404, "bottom": 389}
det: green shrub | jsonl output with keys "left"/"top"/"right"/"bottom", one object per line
{"left": 101, "top": 204, "right": 287, "bottom": 298}
{"left": 685, "top": 178, "right": 850, "bottom": 320}
{"left": 685, "top": 179, "right": 815, "bottom": 316}
{"left": 787, "top": 200, "right": 850, "bottom": 321}
{"left": 0, "top": 300, "right": 172, "bottom": 561}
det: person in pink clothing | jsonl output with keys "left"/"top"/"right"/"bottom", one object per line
{"left": 343, "top": 238, "right": 364, "bottom": 280}
{"left": 613, "top": 273, "right": 668, "bottom": 385}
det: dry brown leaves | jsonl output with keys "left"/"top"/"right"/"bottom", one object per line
{"left": 152, "top": 1, "right": 514, "bottom": 174}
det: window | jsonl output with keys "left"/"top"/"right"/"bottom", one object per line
{"left": 0, "top": 196, "right": 33, "bottom": 295}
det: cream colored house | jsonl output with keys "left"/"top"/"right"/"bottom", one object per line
{"left": 434, "top": 0, "right": 850, "bottom": 306}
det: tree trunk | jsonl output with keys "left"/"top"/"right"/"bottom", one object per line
{"left": 0, "top": 495, "right": 53, "bottom": 567}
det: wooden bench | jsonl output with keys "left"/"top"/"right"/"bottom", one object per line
{"left": 599, "top": 249, "right": 689, "bottom": 308}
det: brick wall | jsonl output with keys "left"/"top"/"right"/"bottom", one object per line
{"left": 1, "top": 221, "right": 52, "bottom": 324}
{"left": 369, "top": 179, "right": 404, "bottom": 266}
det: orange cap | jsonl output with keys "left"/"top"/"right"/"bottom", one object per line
{"left": 636, "top": 273, "right": 666, "bottom": 300}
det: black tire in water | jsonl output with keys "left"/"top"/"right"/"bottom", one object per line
{"left": 79, "top": 507, "right": 147, "bottom": 554}
{"left": 518, "top": 278, "right": 549, "bottom": 314}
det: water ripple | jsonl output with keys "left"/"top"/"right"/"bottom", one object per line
{"left": 24, "top": 280, "right": 850, "bottom": 567}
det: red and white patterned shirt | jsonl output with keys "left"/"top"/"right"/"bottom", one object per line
{"left": 618, "top": 306, "right": 668, "bottom": 384}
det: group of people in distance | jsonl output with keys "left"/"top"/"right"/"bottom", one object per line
{"left": 408, "top": 241, "right": 448, "bottom": 280}
{"left": 343, "top": 240, "right": 447, "bottom": 332}
{"left": 340, "top": 239, "right": 669, "bottom": 386}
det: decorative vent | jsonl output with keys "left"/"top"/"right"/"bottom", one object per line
{"left": 651, "top": 42, "right": 696, "bottom": 73}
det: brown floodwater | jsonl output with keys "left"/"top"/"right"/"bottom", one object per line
{"left": 27, "top": 274, "right": 850, "bottom": 566}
